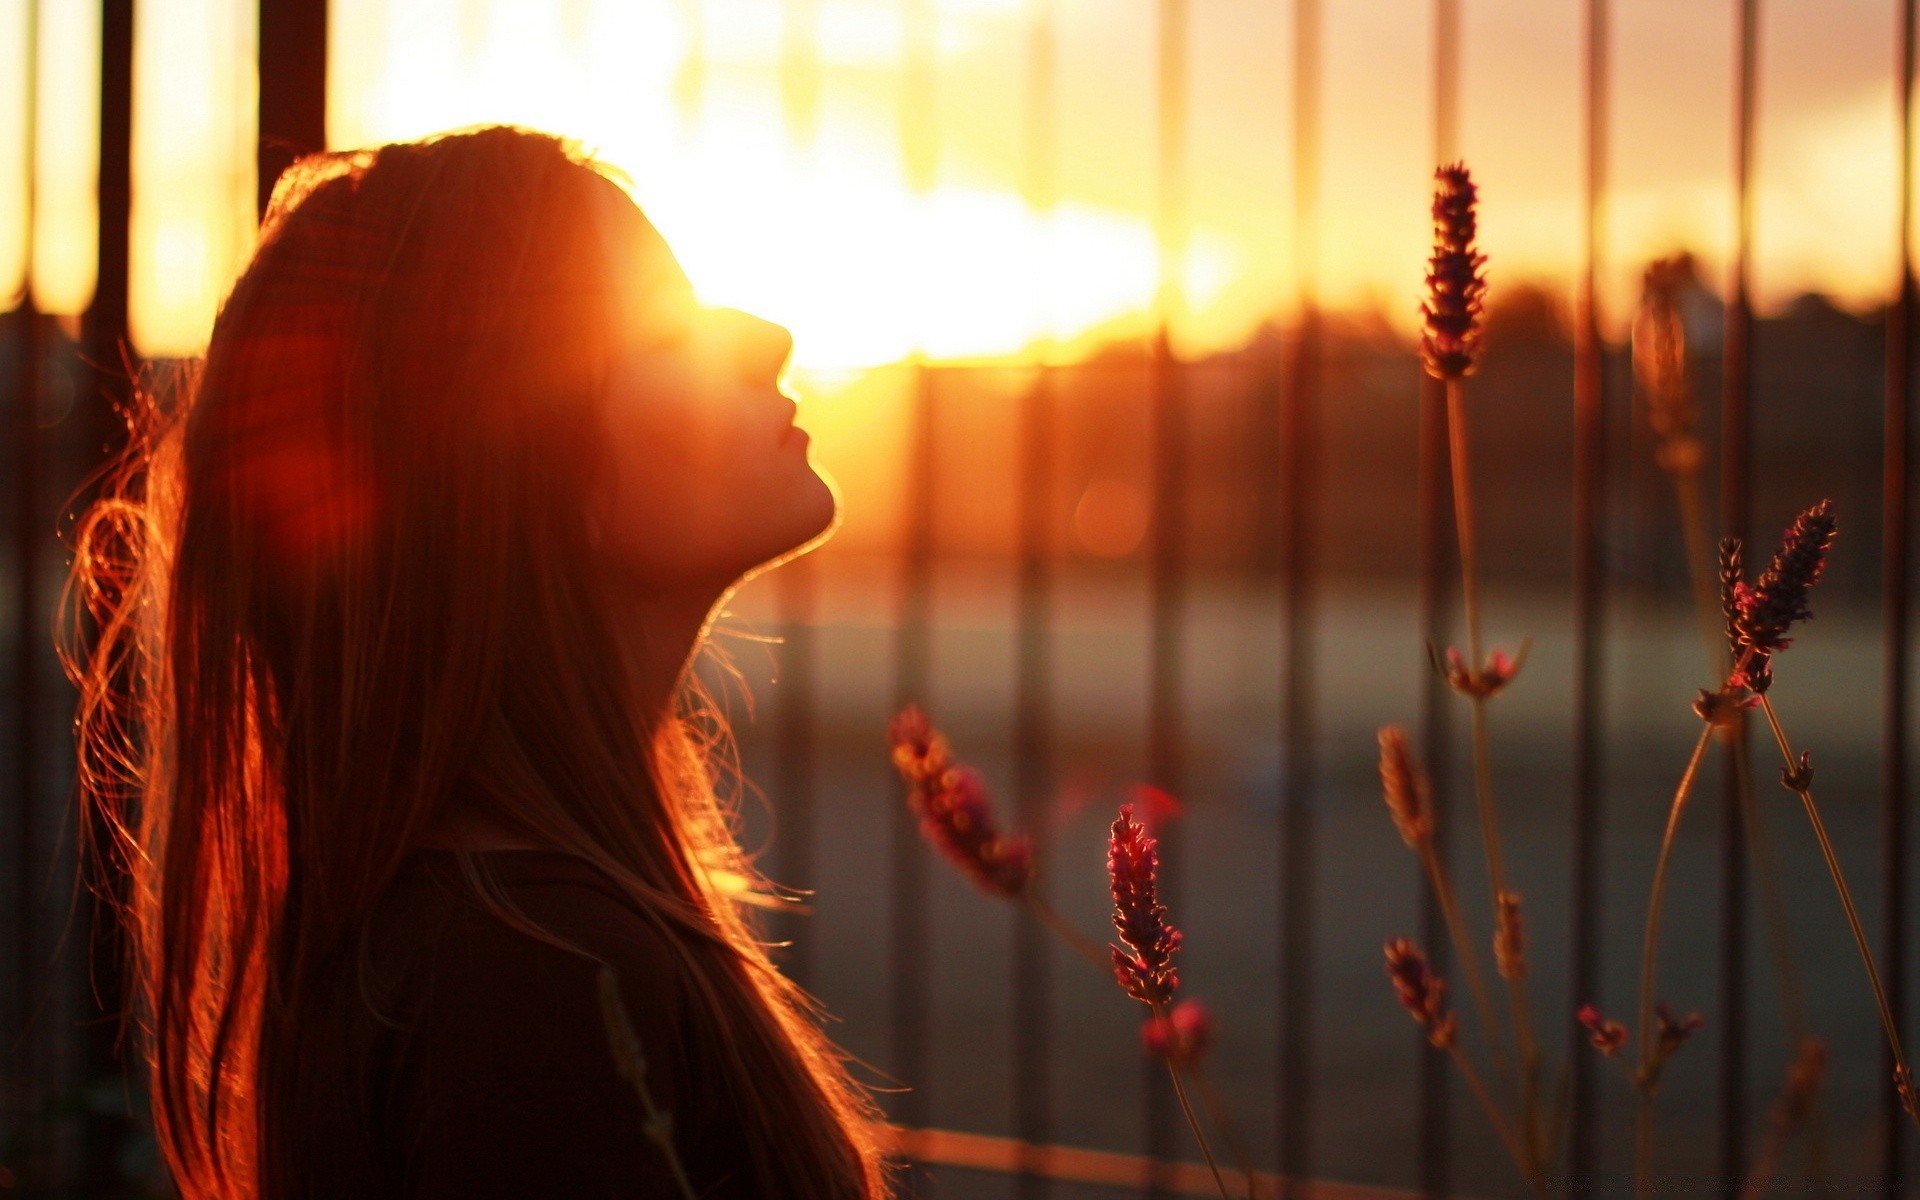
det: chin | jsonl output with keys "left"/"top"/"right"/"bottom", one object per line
{"left": 742, "top": 465, "right": 841, "bottom": 581}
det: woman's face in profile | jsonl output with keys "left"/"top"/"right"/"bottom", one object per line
{"left": 586, "top": 181, "right": 838, "bottom": 595}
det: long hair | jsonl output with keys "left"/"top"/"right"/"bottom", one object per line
{"left": 62, "top": 125, "right": 892, "bottom": 1199}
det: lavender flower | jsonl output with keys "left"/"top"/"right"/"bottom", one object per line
{"left": 1578, "top": 1004, "right": 1628, "bottom": 1056}
{"left": 1719, "top": 537, "right": 1744, "bottom": 667}
{"left": 888, "top": 707, "right": 1033, "bottom": 899}
{"left": 1109, "top": 804, "right": 1182, "bottom": 1008}
{"left": 1385, "top": 938, "right": 1457, "bottom": 1049}
{"left": 1377, "top": 725, "right": 1433, "bottom": 849}
{"left": 889, "top": 704, "right": 950, "bottom": 786}
{"left": 1494, "top": 890, "right": 1526, "bottom": 982}
{"left": 1634, "top": 256, "right": 1704, "bottom": 475}
{"left": 1420, "top": 163, "right": 1487, "bottom": 380}
{"left": 1653, "top": 1003, "right": 1705, "bottom": 1067}
{"left": 1730, "top": 500, "right": 1838, "bottom": 693}
{"left": 1442, "top": 645, "right": 1522, "bottom": 699}
{"left": 1141, "top": 998, "right": 1216, "bottom": 1068}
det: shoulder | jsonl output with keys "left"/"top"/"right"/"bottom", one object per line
{"left": 382, "top": 852, "right": 691, "bottom": 990}
{"left": 373, "top": 852, "right": 704, "bottom": 1195}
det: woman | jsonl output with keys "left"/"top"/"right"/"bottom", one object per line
{"left": 66, "top": 125, "right": 894, "bottom": 1198}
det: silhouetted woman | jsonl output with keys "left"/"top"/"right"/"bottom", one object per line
{"left": 66, "top": 125, "right": 893, "bottom": 1198}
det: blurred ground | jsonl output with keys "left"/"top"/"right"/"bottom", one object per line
{"left": 724, "top": 563, "right": 1918, "bottom": 1198}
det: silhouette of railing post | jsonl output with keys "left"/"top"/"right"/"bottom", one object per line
{"left": 1278, "top": 0, "right": 1321, "bottom": 1193}
{"left": 1418, "top": 1, "right": 1460, "bottom": 1193}
{"left": 1884, "top": 2, "right": 1916, "bottom": 1193}
{"left": 1146, "top": 1, "right": 1190, "bottom": 1192}
{"left": 257, "top": 0, "right": 327, "bottom": 217}
{"left": 7, "top": 0, "right": 44, "bottom": 1168}
{"left": 774, "top": 0, "right": 824, "bottom": 998}
{"left": 890, "top": 0, "right": 938, "bottom": 1145}
{"left": 1567, "top": 1, "right": 1610, "bottom": 1194}
{"left": 1718, "top": 4, "right": 1760, "bottom": 1194}
{"left": 75, "top": 1, "right": 135, "bottom": 1187}
{"left": 1013, "top": 1, "right": 1059, "bottom": 1195}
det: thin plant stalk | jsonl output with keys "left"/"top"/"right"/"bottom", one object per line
{"left": 1741, "top": 1037, "right": 1824, "bottom": 1200}
{"left": 1447, "top": 1039, "right": 1542, "bottom": 1194}
{"left": 1444, "top": 374, "right": 1543, "bottom": 1160}
{"left": 1669, "top": 464, "right": 1815, "bottom": 1046}
{"left": 1755, "top": 695, "right": 1919, "bottom": 1127}
{"left": 1029, "top": 896, "right": 1254, "bottom": 1197}
{"left": 1673, "top": 468, "right": 1726, "bottom": 664}
{"left": 1152, "top": 1001, "right": 1232, "bottom": 1200}
{"left": 1190, "top": 1063, "right": 1262, "bottom": 1200}
{"left": 1026, "top": 893, "right": 1110, "bottom": 973}
{"left": 1661, "top": 404, "right": 1824, "bottom": 1174}
{"left": 1416, "top": 836, "right": 1516, "bottom": 1087}
{"left": 1634, "top": 719, "right": 1718, "bottom": 1199}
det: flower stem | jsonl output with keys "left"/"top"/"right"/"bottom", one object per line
{"left": 1191, "top": 1062, "right": 1262, "bottom": 1200}
{"left": 1153, "top": 1003, "right": 1231, "bottom": 1200}
{"left": 1671, "top": 467, "right": 1726, "bottom": 668}
{"left": 1026, "top": 893, "right": 1112, "bottom": 974}
{"left": 1756, "top": 695, "right": 1918, "bottom": 1128}
{"left": 1445, "top": 377, "right": 1485, "bottom": 671}
{"left": 1418, "top": 842, "right": 1516, "bottom": 1087}
{"left": 1635, "top": 1091, "right": 1655, "bottom": 1200}
{"left": 1669, "top": 465, "right": 1825, "bottom": 1172}
{"left": 1448, "top": 1041, "right": 1545, "bottom": 1196}
{"left": 1445, "top": 375, "right": 1542, "bottom": 1166}
{"left": 1634, "top": 720, "right": 1718, "bottom": 1199}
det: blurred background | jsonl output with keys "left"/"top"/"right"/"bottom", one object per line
{"left": 5, "top": 0, "right": 1920, "bottom": 1197}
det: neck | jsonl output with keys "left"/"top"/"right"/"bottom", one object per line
{"left": 612, "top": 584, "right": 729, "bottom": 725}
{"left": 419, "top": 583, "right": 726, "bottom": 855}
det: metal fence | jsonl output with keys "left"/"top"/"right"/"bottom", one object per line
{"left": 3, "top": 1, "right": 1918, "bottom": 1197}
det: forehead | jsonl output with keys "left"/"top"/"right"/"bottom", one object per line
{"left": 585, "top": 175, "right": 695, "bottom": 317}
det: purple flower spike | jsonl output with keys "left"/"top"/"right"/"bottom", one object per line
{"left": 1731, "top": 500, "right": 1837, "bottom": 693}
{"left": 1109, "top": 804, "right": 1182, "bottom": 1009}
{"left": 889, "top": 707, "right": 1033, "bottom": 899}
{"left": 1420, "top": 163, "right": 1488, "bottom": 380}
{"left": 1142, "top": 999, "right": 1216, "bottom": 1067}
{"left": 915, "top": 767, "right": 1033, "bottom": 898}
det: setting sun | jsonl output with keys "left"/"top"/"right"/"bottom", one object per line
{"left": 3, "top": 0, "right": 1917, "bottom": 363}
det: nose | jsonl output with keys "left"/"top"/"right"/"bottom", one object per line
{"left": 716, "top": 307, "right": 793, "bottom": 385}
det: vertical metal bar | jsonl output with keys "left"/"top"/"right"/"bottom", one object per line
{"left": 1419, "top": 1, "right": 1459, "bottom": 1194}
{"left": 257, "top": 0, "right": 328, "bottom": 217}
{"left": 77, "top": 0, "right": 133, "bottom": 1188}
{"left": 891, "top": 0, "right": 937, "bottom": 1143}
{"left": 1277, "top": 0, "right": 1320, "bottom": 1194}
{"left": 9, "top": 0, "right": 43, "bottom": 1163}
{"left": 1719, "top": 3, "right": 1759, "bottom": 1193}
{"left": 774, "top": 0, "right": 822, "bottom": 1000}
{"left": 776, "top": 559, "right": 819, "bottom": 992}
{"left": 1567, "top": 1, "right": 1609, "bottom": 1195}
{"left": 890, "top": 374, "right": 935, "bottom": 1139}
{"left": 1013, "top": 2, "right": 1058, "bottom": 1196}
{"left": 780, "top": 0, "right": 821, "bottom": 153}
{"left": 1145, "top": 2, "right": 1188, "bottom": 1192}
{"left": 1883, "top": 1, "right": 1916, "bottom": 1192}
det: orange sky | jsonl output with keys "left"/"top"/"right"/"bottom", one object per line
{"left": 0, "top": 0, "right": 1916, "bottom": 368}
